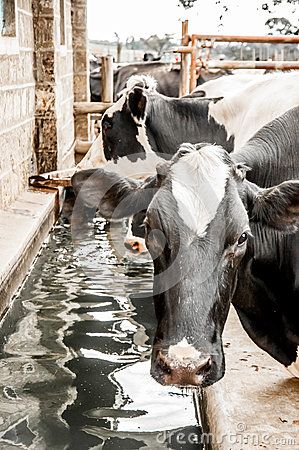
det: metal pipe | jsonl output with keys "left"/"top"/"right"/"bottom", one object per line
{"left": 192, "top": 34, "right": 299, "bottom": 44}
{"left": 204, "top": 60, "right": 299, "bottom": 70}
{"left": 171, "top": 46, "right": 192, "bottom": 54}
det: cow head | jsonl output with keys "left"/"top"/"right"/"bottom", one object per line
{"left": 100, "top": 75, "right": 162, "bottom": 168}
{"left": 71, "top": 143, "right": 299, "bottom": 387}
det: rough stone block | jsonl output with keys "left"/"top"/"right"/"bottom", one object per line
{"left": 18, "top": 10, "right": 34, "bottom": 48}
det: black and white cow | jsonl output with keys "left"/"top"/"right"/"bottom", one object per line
{"left": 95, "top": 75, "right": 233, "bottom": 178}
{"left": 85, "top": 71, "right": 299, "bottom": 180}
{"left": 72, "top": 105, "right": 299, "bottom": 387}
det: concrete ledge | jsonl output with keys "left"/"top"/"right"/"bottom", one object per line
{"left": 0, "top": 189, "right": 60, "bottom": 318}
{"left": 201, "top": 309, "right": 299, "bottom": 450}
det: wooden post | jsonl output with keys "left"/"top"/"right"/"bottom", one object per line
{"left": 101, "top": 55, "right": 114, "bottom": 103}
{"left": 179, "top": 20, "right": 190, "bottom": 97}
{"left": 190, "top": 35, "right": 198, "bottom": 93}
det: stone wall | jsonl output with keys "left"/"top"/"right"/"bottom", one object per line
{"left": 33, "top": 0, "right": 75, "bottom": 174}
{"left": 71, "top": 0, "right": 89, "bottom": 143}
{"left": 0, "top": 0, "right": 35, "bottom": 209}
{"left": 0, "top": 0, "right": 86, "bottom": 208}
{"left": 55, "top": 0, "right": 76, "bottom": 170}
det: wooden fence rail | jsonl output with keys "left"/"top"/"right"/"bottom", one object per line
{"left": 74, "top": 101, "right": 113, "bottom": 115}
{"left": 191, "top": 34, "right": 299, "bottom": 44}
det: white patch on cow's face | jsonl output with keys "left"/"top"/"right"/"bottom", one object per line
{"left": 168, "top": 337, "right": 203, "bottom": 368}
{"left": 101, "top": 154, "right": 162, "bottom": 179}
{"left": 136, "top": 120, "right": 164, "bottom": 163}
{"left": 106, "top": 94, "right": 127, "bottom": 118}
{"left": 102, "top": 85, "right": 164, "bottom": 179}
{"left": 136, "top": 123, "right": 151, "bottom": 152}
{"left": 286, "top": 347, "right": 299, "bottom": 378}
{"left": 171, "top": 144, "right": 229, "bottom": 236}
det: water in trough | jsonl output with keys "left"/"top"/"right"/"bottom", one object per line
{"left": 0, "top": 199, "right": 202, "bottom": 449}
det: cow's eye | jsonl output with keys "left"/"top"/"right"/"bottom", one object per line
{"left": 237, "top": 232, "right": 248, "bottom": 246}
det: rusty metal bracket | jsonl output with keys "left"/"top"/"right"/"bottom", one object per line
{"left": 29, "top": 175, "right": 72, "bottom": 190}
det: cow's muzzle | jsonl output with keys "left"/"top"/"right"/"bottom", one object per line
{"left": 151, "top": 349, "right": 212, "bottom": 387}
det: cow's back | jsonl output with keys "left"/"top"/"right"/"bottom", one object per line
{"left": 209, "top": 71, "right": 299, "bottom": 150}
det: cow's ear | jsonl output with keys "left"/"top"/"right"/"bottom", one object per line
{"left": 128, "top": 87, "right": 147, "bottom": 121}
{"left": 182, "top": 91, "right": 205, "bottom": 98}
{"left": 71, "top": 168, "right": 157, "bottom": 220}
{"left": 156, "top": 161, "right": 172, "bottom": 185}
{"left": 211, "top": 96, "right": 224, "bottom": 104}
{"left": 248, "top": 180, "right": 299, "bottom": 233}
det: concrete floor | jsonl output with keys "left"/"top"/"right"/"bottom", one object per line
{"left": 202, "top": 308, "right": 299, "bottom": 450}
{"left": 0, "top": 189, "right": 59, "bottom": 318}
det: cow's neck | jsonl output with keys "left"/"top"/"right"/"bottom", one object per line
{"left": 145, "top": 96, "right": 234, "bottom": 156}
{"left": 231, "top": 108, "right": 299, "bottom": 370}
{"left": 232, "top": 107, "right": 299, "bottom": 188}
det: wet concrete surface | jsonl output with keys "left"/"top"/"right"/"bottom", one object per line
{"left": 0, "top": 216, "right": 202, "bottom": 449}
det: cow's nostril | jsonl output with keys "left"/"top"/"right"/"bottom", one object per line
{"left": 155, "top": 350, "right": 173, "bottom": 376}
{"left": 157, "top": 360, "right": 172, "bottom": 375}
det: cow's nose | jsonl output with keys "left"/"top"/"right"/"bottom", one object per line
{"left": 124, "top": 238, "right": 147, "bottom": 254}
{"left": 153, "top": 350, "right": 212, "bottom": 386}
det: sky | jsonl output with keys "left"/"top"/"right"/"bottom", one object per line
{"left": 87, "top": 0, "right": 297, "bottom": 42}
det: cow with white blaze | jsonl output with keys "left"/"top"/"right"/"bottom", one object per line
{"left": 72, "top": 105, "right": 299, "bottom": 387}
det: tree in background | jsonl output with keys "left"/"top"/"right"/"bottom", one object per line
{"left": 177, "top": 0, "right": 299, "bottom": 35}
{"left": 114, "top": 32, "right": 123, "bottom": 62}
{"left": 262, "top": 0, "right": 299, "bottom": 34}
{"left": 140, "top": 34, "right": 174, "bottom": 56}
